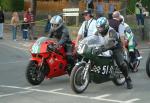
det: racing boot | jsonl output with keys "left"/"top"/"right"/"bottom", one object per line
{"left": 67, "top": 55, "right": 75, "bottom": 75}
{"left": 126, "top": 77, "right": 133, "bottom": 89}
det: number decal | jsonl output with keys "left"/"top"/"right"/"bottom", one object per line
{"left": 92, "top": 65, "right": 113, "bottom": 75}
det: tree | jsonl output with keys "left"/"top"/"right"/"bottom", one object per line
{"left": 31, "top": 0, "right": 37, "bottom": 20}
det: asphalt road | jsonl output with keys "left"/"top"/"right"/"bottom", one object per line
{"left": 0, "top": 39, "right": 150, "bottom": 103}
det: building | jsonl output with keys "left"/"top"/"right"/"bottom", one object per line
{"left": 24, "top": 0, "right": 122, "bottom": 13}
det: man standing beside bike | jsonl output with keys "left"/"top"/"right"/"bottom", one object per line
{"left": 75, "top": 9, "right": 97, "bottom": 48}
{"left": 93, "top": 17, "right": 133, "bottom": 89}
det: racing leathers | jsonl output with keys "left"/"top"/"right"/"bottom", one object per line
{"left": 93, "top": 27, "right": 133, "bottom": 89}
{"left": 48, "top": 25, "right": 74, "bottom": 72}
{"left": 120, "top": 22, "right": 137, "bottom": 63}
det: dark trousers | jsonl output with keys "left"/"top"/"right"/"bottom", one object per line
{"left": 136, "top": 14, "right": 144, "bottom": 25}
{"left": 65, "top": 43, "right": 74, "bottom": 65}
{"left": 22, "top": 30, "right": 28, "bottom": 39}
{"left": 113, "top": 48, "right": 129, "bottom": 79}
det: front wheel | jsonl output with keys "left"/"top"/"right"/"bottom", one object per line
{"left": 70, "top": 62, "right": 90, "bottom": 94}
{"left": 146, "top": 54, "right": 150, "bottom": 78}
{"left": 26, "top": 60, "right": 45, "bottom": 85}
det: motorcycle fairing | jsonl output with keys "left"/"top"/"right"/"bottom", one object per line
{"left": 31, "top": 37, "right": 49, "bottom": 53}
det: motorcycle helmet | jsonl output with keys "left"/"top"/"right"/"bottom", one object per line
{"left": 96, "top": 17, "right": 109, "bottom": 36}
{"left": 50, "top": 15, "right": 63, "bottom": 31}
{"left": 119, "top": 15, "right": 125, "bottom": 23}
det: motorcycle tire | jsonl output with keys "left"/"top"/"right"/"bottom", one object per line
{"left": 70, "top": 62, "right": 89, "bottom": 94}
{"left": 133, "top": 49, "right": 141, "bottom": 71}
{"left": 26, "top": 60, "right": 45, "bottom": 85}
{"left": 127, "top": 49, "right": 141, "bottom": 72}
{"left": 146, "top": 54, "right": 150, "bottom": 78}
{"left": 112, "top": 64, "right": 126, "bottom": 86}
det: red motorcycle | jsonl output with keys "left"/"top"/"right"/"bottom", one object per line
{"left": 26, "top": 37, "right": 76, "bottom": 85}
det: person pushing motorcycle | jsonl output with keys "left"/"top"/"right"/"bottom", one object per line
{"left": 48, "top": 15, "right": 74, "bottom": 73}
{"left": 93, "top": 17, "right": 133, "bottom": 89}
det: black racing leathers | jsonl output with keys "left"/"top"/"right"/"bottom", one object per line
{"left": 48, "top": 25, "right": 74, "bottom": 72}
{"left": 48, "top": 25, "right": 71, "bottom": 45}
{"left": 95, "top": 27, "right": 132, "bottom": 89}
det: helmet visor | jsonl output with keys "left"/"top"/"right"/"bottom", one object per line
{"left": 97, "top": 26, "right": 104, "bottom": 33}
{"left": 51, "top": 24, "right": 59, "bottom": 28}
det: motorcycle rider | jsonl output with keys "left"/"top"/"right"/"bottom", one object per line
{"left": 93, "top": 17, "right": 133, "bottom": 89}
{"left": 119, "top": 15, "right": 141, "bottom": 72}
{"left": 48, "top": 15, "right": 74, "bottom": 73}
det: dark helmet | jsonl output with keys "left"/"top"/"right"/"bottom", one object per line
{"left": 82, "top": 9, "right": 93, "bottom": 17}
{"left": 96, "top": 17, "right": 109, "bottom": 36}
{"left": 50, "top": 15, "right": 63, "bottom": 31}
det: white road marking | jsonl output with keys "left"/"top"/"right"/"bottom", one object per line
{"left": 49, "top": 88, "right": 63, "bottom": 92}
{"left": 124, "top": 98, "right": 141, "bottom": 103}
{"left": 0, "top": 91, "right": 32, "bottom": 98}
{"left": 0, "top": 85, "right": 141, "bottom": 103}
{"left": 92, "top": 94, "right": 111, "bottom": 99}
{"left": 91, "top": 94, "right": 141, "bottom": 103}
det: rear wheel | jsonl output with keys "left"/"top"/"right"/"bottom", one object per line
{"left": 26, "top": 60, "right": 45, "bottom": 85}
{"left": 146, "top": 55, "right": 150, "bottom": 78}
{"left": 133, "top": 49, "right": 141, "bottom": 72}
{"left": 127, "top": 49, "right": 141, "bottom": 72}
{"left": 70, "top": 62, "right": 89, "bottom": 94}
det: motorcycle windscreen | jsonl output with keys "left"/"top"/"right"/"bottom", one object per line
{"left": 80, "top": 35, "right": 102, "bottom": 46}
{"left": 78, "top": 35, "right": 111, "bottom": 58}
{"left": 31, "top": 37, "right": 49, "bottom": 54}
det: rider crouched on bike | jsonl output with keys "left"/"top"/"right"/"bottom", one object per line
{"left": 93, "top": 17, "right": 133, "bottom": 89}
{"left": 119, "top": 15, "right": 141, "bottom": 72}
{"left": 48, "top": 15, "right": 74, "bottom": 73}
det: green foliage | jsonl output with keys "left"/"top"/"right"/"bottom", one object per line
{"left": 0, "top": 0, "right": 13, "bottom": 11}
{"left": 127, "top": 0, "right": 150, "bottom": 15}
{"left": 141, "top": 0, "right": 150, "bottom": 11}
{"left": 0, "top": 0, "right": 24, "bottom": 11}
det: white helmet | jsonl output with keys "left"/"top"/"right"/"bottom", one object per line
{"left": 120, "top": 15, "right": 125, "bottom": 23}
{"left": 50, "top": 15, "right": 63, "bottom": 31}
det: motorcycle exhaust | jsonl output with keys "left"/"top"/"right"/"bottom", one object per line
{"left": 137, "top": 56, "right": 142, "bottom": 60}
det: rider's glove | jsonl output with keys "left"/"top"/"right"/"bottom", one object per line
{"left": 92, "top": 45, "right": 106, "bottom": 55}
{"left": 54, "top": 43, "right": 60, "bottom": 49}
{"left": 92, "top": 47, "right": 103, "bottom": 55}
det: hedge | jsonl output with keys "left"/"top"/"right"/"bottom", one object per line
{"left": 127, "top": 0, "right": 150, "bottom": 14}
{"left": 0, "top": 0, "right": 24, "bottom": 11}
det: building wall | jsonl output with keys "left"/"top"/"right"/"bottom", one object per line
{"left": 24, "top": 0, "right": 121, "bottom": 13}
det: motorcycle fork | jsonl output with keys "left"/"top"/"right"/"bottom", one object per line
{"left": 38, "top": 57, "right": 49, "bottom": 75}
{"left": 83, "top": 60, "right": 91, "bottom": 80}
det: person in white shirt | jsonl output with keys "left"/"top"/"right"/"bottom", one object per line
{"left": 75, "top": 9, "right": 97, "bottom": 48}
